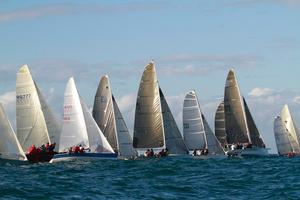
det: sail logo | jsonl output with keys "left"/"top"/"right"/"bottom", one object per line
{"left": 16, "top": 94, "right": 31, "bottom": 104}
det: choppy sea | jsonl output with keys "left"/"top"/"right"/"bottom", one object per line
{"left": 0, "top": 156, "right": 299, "bottom": 199}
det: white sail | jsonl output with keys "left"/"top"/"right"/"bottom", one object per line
{"left": 81, "top": 98, "right": 114, "bottom": 153}
{"left": 274, "top": 116, "right": 293, "bottom": 155}
{"left": 16, "top": 65, "right": 50, "bottom": 152}
{"left": 280, "top": 105, "right": 300, "bottom": 154}
{"left": 0, "top": 104, "right": 27, "bottom": 161}
{"left": 113, "top": 96, "right": 137, "bottom": 157}
{"left": 183, "top": 91, "right": 206, "bottom": 150}
{"left": 59, "top": 77, "right": 89, "bottom": 152}
{"left": 35, "top": 82, "right": 61, "bottom": 150}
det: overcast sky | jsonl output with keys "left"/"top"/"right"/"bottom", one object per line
{"left": 1, "top": 0, "right": 300, "bottom": 153}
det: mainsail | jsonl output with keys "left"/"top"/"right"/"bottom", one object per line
{"left": 214, "top": 101, "right": 227, "bottom": 147}
{"left": 280, "top": 105, "right": 300, "bottom": 153}
{"left": 159, "top": 87, "right": 188, "bottom": 154}
{"left": 59, "top": 77, "right": 89, "bottom": 152}
{"left": 183, "top": 91, "right": 206, "bottom": 150}
{"left": 274, "top": 116, "right": 293, "bottom": 155}
{"left": 16, "top": 65, "right": 50, "bottom": 151}
{"left": 183, "top": 91, "right": 223, "bottom": 154}
{"left": 35, "top": 82, "right": 61, "bottom": 150}
{"left": 133, "top": 61, "right": 164, "bottom": 148}
{"left": 93, "top": 75, "right": 118, "bottom": 151}
{"left": 224, "top": 69, "right": 250, "bottom": 145}
{"left": 81, "top": 98, "right": 114, "bottom": 153}
{"left": 113, "top": 95, "right": 137, "bottom": 157}
{"left": 0, "top": 103, "right": 27, "bottom": 161}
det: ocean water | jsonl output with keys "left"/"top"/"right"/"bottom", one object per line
{"left": 0, "top": 156, "right": 299, "bottom": 200}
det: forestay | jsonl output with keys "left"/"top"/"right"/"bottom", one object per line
{"left": 0, "top": 104, "right": 27, "bottom": 161}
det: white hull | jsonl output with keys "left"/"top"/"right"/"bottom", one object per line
{"left": 192, "top": 154, "right": 227, "bottom": 160}
{"left": 0, "top": 157, "right": 28, "bottom": 164}
{"left": 226, "top": 147, "right": 269, "bottom": 157}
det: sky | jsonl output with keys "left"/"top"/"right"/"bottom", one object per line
{"left": 0, "top": 0, "right": 300, "bottom": 153}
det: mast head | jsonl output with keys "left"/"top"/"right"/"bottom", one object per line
{"left": 18, "top": 64, "right": 30, "bottom": 74}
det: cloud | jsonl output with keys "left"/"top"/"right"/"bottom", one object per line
{"left": 224, "top": 0, "right": 300, "bottom": 8}
{"left": 293, "top": 96, "right": 300, "bottom": 104}
{"left": 155, "top": 53, "right": 264, "bottom": 76}
{"left": 0, "top": 2, "right": 169, "bottom": 23}
{"left": 249, "top": 87, "right": 274, "bottom": 97}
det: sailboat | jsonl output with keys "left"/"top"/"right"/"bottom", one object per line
{"left": 221, "top": 69, "right": 268, "bottom": 157}
{"left": 51, "top": 77, "right": 117, "bottom": 162}
{"left": 0, "top": 103, "right": 27, "bottom": 162}
{"left": 16, "top": 65, "right": 60, "bottom": 162}
{"left": 133, "top": 61, "right": 188, "bottom": 156}
{"left": 183, "top": 91, "right": 225, "bottom": 158}
{"left": 274, "top": 105, "right": 300, "bottom": 156}
{"left": 92, "top": 75, "right": 137, "bottom": 159}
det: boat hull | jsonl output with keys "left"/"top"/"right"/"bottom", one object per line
{"left": 26, "top": 152, "right": 56, "bottom": 163}
{"left": 226, "top": 147, "right": 269, "bottom": 157}
{"left": 50, "top": 152, "right": 118, "bottom": 163}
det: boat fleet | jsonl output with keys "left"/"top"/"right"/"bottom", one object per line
{"left": 0, "top": 61, "right": 298, "bottom": 163}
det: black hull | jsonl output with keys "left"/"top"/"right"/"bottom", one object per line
{"left": 26, "top": 152, "right": 56, "bottom": 163}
